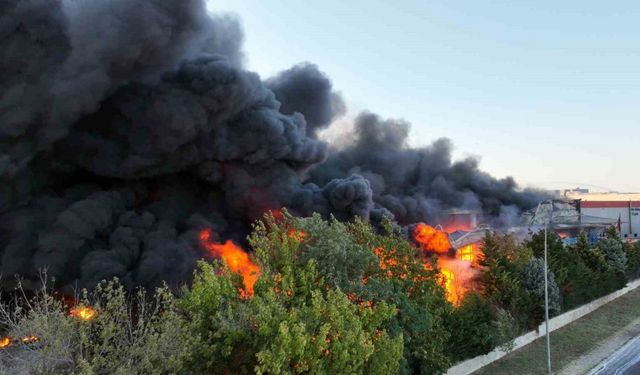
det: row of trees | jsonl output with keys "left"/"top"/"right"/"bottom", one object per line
{"left": 453, "top": 226, "right": 640, "bottom": 362}
{"left": 1, "top": 213, "right": 639, "bottom": 374}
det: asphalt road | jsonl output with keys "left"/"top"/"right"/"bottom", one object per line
{"left": 590, "top": 336, "right": 640, "bottom": 375}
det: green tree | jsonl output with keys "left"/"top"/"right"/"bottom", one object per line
{"left": 605, "top": 225, "right": 619, "bottom": 239}
{"left": 180, "top": 212, "right": 405, "bottom": 375}
{"left": 480, "top": 232, "right": 537, "bottom": 329}
{"left": 526, "top": 230, "right": 605, "bottom": 310}
{"left": 253, "top": 213, "right": 451, "bottom": 374}
{"left": 625, "top": 242, "right": 640, "bottom": 279}
{"left": 575, "top": 231, "right": 609, "bottom": 273}
{"left": 519, "top": 258, "right": 561, "bottom": 316}
{"left": 599, "top": 238, "right": 628, "bottom": 275}
{"left": 445, "top": 292, "right": 498, "bottom": 362}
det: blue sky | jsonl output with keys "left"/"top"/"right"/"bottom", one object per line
{"left": 209, "top": 1, "right": 639, "bottom": 192}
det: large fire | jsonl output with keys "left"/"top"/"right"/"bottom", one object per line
{"left": 437, "top": 257, "right": 475, "bottom": 306}
{"left": 455, "top": 244, "right": 483, "bottom": 265}
{"left": 413, "top": 223, "right": 483, "bottom": 305}
{"left": 413, "top": 223, "right": 451, "bottom": 253}
{"left": 199, "top": 229, "right": 260, "bottom": 298}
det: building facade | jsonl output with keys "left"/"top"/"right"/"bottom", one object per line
{"left": 567, "top": 192, "right": 640, "bottom": 241}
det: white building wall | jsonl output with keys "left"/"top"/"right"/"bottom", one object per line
{"left": 581, "top": 206, "right": 640, "bottom": 240}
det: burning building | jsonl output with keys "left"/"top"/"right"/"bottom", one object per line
{"left": 412, "top": 222, "right": 486, "bottom": 305}
{"left": 0, "top": 0, "right": 547, "bottom": 295}
{"left": 441, "top": 209, "right": 480, "bottom": 233}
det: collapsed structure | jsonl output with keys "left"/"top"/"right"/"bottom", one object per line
{"left": 520, "top": 199, "right": 618, "bottom": 245}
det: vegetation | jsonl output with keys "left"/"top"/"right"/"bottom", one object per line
{"left": 0, "top": 277, "right": 192, "bottom": 374}
{"left": 625, "top": 241, "right": 640, "bottom": 279}
{"left": 525, "top": 229, "right": 628, "bottom": 311}
{"left": 1, "top": 216, "right": 638, "bottom": 374}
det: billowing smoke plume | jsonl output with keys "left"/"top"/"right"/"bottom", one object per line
{"left": 308, "top": 112, "right": 547, "bottom": 225}
{"left": 0, "top": 0, "right": 547, "bottom": 293}
{"left": 267, "top": 63, "right": 346, "bottom": 138}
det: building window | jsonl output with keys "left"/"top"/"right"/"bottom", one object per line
{"left": 635, "top": 233, "right": 638, "bottom": 238}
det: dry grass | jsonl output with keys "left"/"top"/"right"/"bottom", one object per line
{"left": 474, "top": 286, "right": 640, "bottom": 375}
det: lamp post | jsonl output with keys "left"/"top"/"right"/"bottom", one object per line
{"left": 544, "top": 224, "right": 551, "bottom": 375}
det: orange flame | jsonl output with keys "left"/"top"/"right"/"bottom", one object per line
{"left": 21, "top": 335, "right": 38, "bottom": 344}
{"left": 414, "top": 223, "right": 451, "bottom": 253}
{"left": 269, "top": 209, "right": 284, "bottom": 221}
{"left": 287, "top": 229, "right": 306, "bottom": 242}
{"left": 439, "top": 267, "right": 456, "bottom": 303}
{"left": 456, "top": 245, "right": 475, "bottom": 262}
{"left": 0, "top": 337, "right": 10, "bottom": 349}
{"left": 70, "top": 306, "right": 98, "bottom": 321}
{"left": 199, "top": 229, "right": 260, "bottom": 298}
{"left": 437, "top": 257, "right": 474, "bottom": 306}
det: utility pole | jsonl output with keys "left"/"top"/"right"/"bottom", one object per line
{"left": 544, "top": 224, "right": 551, "bottom": 375}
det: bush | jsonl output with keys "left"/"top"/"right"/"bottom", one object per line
{"left": 0, "top": 276, "right": 193, "bottom": 375}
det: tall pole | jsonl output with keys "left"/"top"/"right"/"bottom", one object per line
{"left": 544, "top": 224, "right": 551, "bottom": 375}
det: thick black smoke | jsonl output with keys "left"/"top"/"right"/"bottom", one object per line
{"left": 267, "top": 63, "right": 346, "bottom": 138}
{"left": 0, "top": 0, "right": 546, "bottom": 293}
{"left": 308, "top": 112, "right": 547, "bottom": 225}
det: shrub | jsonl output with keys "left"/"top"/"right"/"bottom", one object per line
{"left": 0, "top": 276, "right": 193, "bottom": 375}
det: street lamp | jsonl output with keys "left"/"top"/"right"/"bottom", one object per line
{"left": 531, "top": 200, "right": 554, "bottom": 374}
{"left": 544, "top": 224, "right": 551, "bottom": 375}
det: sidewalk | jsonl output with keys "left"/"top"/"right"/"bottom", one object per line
{"left": 474, "top": 288, "right": 640, "bottom": 375}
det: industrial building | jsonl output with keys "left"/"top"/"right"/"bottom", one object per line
{"left": 566, "top": 192, "right": 640, "bottom": 241}
{"left": 521, "top": 199, "right": 617, "bottom": 245}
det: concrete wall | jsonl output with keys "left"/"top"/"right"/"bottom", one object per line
{"left": 445, "top": 278, "right": 640, "bottom": 375}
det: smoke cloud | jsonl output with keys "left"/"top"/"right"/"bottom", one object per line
{"left": 309, "top": 112, "right": 547, "bottom": 225}
{"left": 0, "top": 0, "right": 547, "bottom": 293}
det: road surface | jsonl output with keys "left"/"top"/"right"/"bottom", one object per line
{"left": 590, "top": 336, "right": 640, "bottom": 375}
